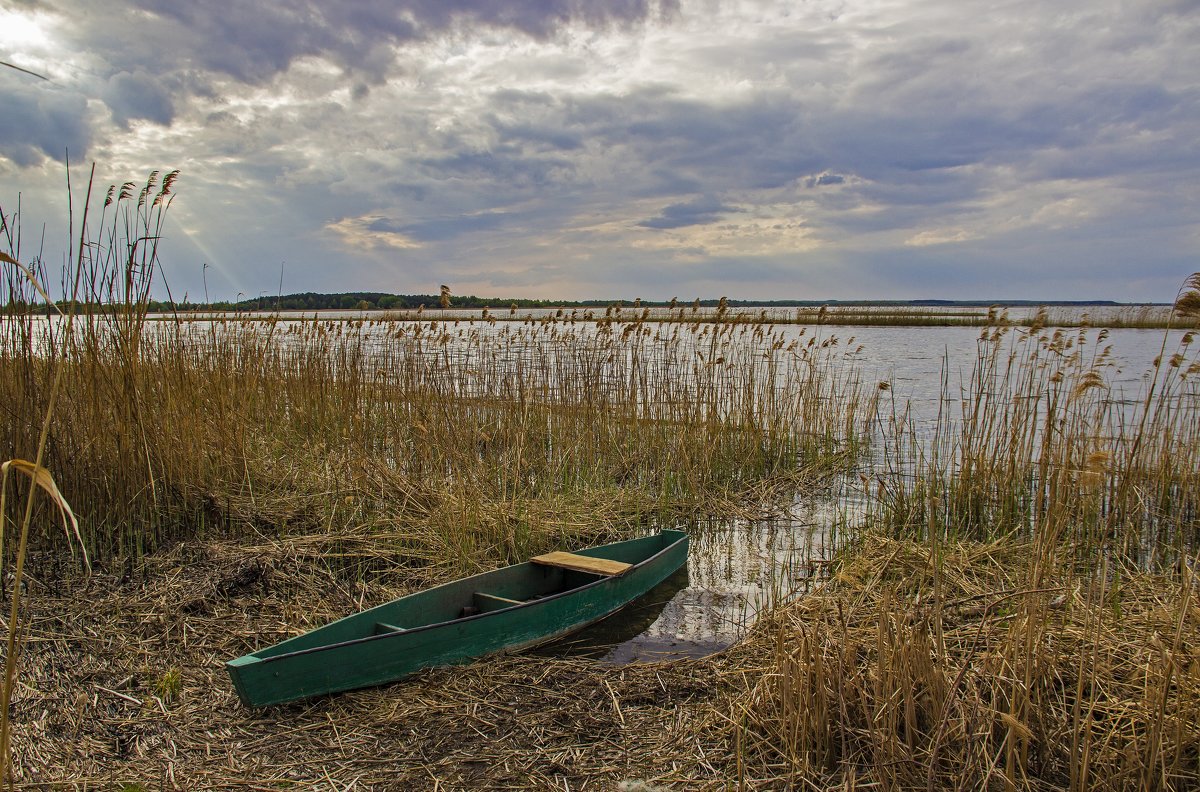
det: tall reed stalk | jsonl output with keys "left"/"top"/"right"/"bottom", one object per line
{"left": 734, "top": 275, "right": 1200, "bottom": 790}
{"left": 869, "top": 316, "right": 1199, "bottom": 565}
{"left": 0, "top": 164, "right": 98, "bottom": 786}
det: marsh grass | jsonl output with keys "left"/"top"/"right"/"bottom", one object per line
{"left": 868, "top": 321, "right": 1199, "bottom": 563}
{"left": 731, "top": 282, "right": 1200, "bottom": 790}
{"left": 1, "top": 203, "right": 870, "bottom": 573}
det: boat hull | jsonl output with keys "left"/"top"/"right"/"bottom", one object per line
{"left": 227, "top": 530, "right": 689, "bottom": 707}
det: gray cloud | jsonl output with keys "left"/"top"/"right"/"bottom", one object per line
{"left": 809, "top": 173, "right": 844, "bottom": 187}
{"left": 0, "top": 84, "right": 91, "bottom": 165}
{"left": 417, "top": 149, "right": 576, "bottom": 192}
{"left": 104, "top": 70, "right": 175, "bottom": 128}
{"left": 3, "top": 0, "right": 1199, "bottom": 302}
{"left": 7, "top": 0, "right": 676, "bottom": 165}
{"left": 368, "top": 211, "right": 516, "bottom": 242}
{"left": 638, "top": 195, "right": 739, "bottom": 229}
{"left": 103, "top": 0, "right": 679, "bottom": 84}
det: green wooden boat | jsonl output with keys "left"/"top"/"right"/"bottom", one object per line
{"left": 227, "top": 530, "right": 689, "bottom": 707}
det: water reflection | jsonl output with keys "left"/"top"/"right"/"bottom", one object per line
{"left": 545, "top": 514, "right": 838, "bottom": 663}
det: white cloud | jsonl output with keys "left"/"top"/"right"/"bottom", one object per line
{"left": 327, "top": 216, "right": 424, "bottom": 251}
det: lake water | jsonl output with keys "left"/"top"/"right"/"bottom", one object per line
{"left": 38, "top": 310, "right": 1195, "bottom": 661}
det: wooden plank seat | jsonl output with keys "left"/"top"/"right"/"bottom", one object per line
{"left": 530, "top": 551, "right": 633, "bottom": 577}
{"left": 474, "top": 592, "right": 522, "bottom": 608}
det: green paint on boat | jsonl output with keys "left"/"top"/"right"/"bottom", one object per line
{"left": 226, "top": 530, "right": 689, "bottom": 707}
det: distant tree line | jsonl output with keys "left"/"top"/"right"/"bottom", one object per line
{"left": 166, "top": 294, "right": 1130, "bottom": 312}
{"left": 175, "top": 292, "right": 608, "bottom": 312}
{"left": 3, "top": 292, "right": 1130, "bottom": 315}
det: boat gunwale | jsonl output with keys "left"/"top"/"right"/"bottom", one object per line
{"left": 229, "top": 531, "right": 688, "bottom": 668}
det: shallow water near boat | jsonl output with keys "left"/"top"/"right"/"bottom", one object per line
{"left": 543, "top": 510, "right": 839, "bottom": 662}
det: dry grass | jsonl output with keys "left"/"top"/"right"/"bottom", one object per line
{"left": 0, "top": 312, "right": 868, "bottom": 570}
{"left": 730, "top": 533, "right": 1200, "bottom": 791}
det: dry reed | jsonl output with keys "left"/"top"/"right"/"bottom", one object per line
{"left": 730, "top": 534, "right": 1199, "bottom": 790}
{"left": 2, "top": 292, "right": 870, "bottom": 573}
{"left": 730, "top": 294, "right": 1200, "bottom": 790}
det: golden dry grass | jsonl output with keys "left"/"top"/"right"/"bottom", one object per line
{"left": 733, "top": 534, "right": 1200, "bottom": 791}
{"left": 0, "top": 311, "right": 869, "bottom": 568}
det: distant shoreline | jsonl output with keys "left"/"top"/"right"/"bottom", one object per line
{"left": 111, "top": 301, "right": 1190, "bottom": 330}
{"left": 10, "top": 292, "right": 1168, "bottom": 315}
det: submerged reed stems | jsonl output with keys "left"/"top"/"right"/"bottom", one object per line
{"left": 868, "top": 318, "right": 1199, "bottom": 567}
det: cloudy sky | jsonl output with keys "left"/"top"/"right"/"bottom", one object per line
{"left": 2, "top": 0, "right": 1198, "bottom": 302}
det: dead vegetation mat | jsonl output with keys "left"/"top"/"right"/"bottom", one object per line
{"left": 734, "top": 534, "right": 1200, "bottom": 791}
{"left": 8, "top": 535, "right": 739, "bottom": 790}
{"left": 7, "top": 531, "right": 1200, "bottom": 790}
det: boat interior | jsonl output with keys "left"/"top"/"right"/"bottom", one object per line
{"left": 370, "top": 551, "right": 636, "bottom": 634}
{"left": 247, "top": 532, "right": 681, "bottom": 661}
